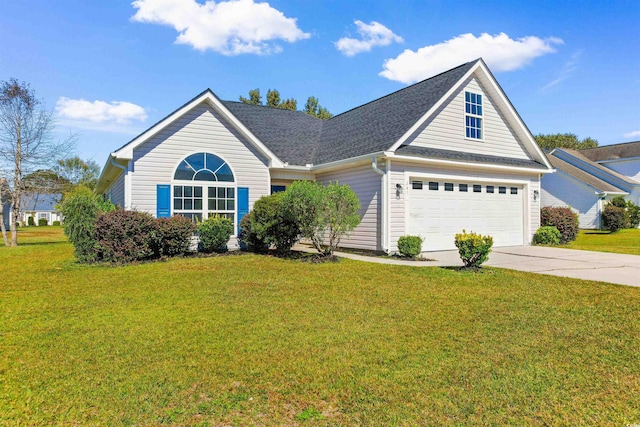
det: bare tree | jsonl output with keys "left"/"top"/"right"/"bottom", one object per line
{"left": 0, "top": 78, "right": 74, "bottom": 246}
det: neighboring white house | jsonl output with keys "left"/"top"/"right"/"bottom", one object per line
{"left": 19, "top": 193, "right": 63, "bottom": 226}
{"left": 541, "top": 144, "right": 640, "bottom": 229}
{"left": 95, "top": 59, "right": 554, "bottom": 252}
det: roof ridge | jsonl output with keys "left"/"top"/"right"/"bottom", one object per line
{"left": 327, "top": 60, "right": 479, "bottom": 121}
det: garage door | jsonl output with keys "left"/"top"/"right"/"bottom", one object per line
{"left": 407, "top": 179, "right": 524, "bottom": 251}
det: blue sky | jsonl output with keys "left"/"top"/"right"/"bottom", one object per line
{"left": 1, "top": 0, "right": 638, "bottom": 167}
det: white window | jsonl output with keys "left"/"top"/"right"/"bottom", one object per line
{"left": 465, "top": 91, "right": 483, "bottom": 140}
{"left": 172, "top": 152, "right": 235, "bottom": 223}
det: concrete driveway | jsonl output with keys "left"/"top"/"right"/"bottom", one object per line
{"left": 425, "top": 246, "right": 640, "bottom": 287}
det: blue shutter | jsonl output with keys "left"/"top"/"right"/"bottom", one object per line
{"left": 157, "top": 184, "right": 171, "bottom": 218}
{"left": 237, "top": 187, "right": 249, "bottom": 227}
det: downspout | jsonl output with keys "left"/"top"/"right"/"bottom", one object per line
{"left": 596, "top": 193, "right": 605, "bottom": 230}
{"left": 372, "top": 157, "right": 388, "bottom": 253}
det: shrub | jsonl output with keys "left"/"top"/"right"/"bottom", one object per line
{"left": 533, "top": 226, "right": 561, "bottom": 245}
{"left": 397, "top": 235, "right": 424, "bottom": 258}
{"left": 251, "top": 193, "right": 299, "bottom": 254}
{"left": 602, "top": 205, "right": 627, "bottom": 232}
{"left": 58, "top": 186, "right": 102, "bottom": 263}
{"left": 27, "top": 216, "right": 35, "bottom": 226}
{"left": 156, "top": 215, "right": 196, "bottom": 257}
{"left": 94, "top": 210, "right": 160, "bottom": 263}
{"left": 609, "top": 195, "right": 627, "bottom": 208}
{"left": 627, "top": 201, "right": 640, "bottom": 228}
{"left": 238, "top": 212, "right": 268, "bottom": 253}
{"left": 38, "top": 218, "right": 48, "bottom": 226}
{"left": 540, "top": 206, "right": 579, "bottom": 244}
{"left": 52, "top": 220, "right": 61, "bottom": 226}
{"left": 197, "top": 214, "right": 233, "bottom": 253}
{"left": 454, "top": 230, "right": 493, "bottom": 268}
{"left": 281, "top": 180, "right": 360, "bottom": 256}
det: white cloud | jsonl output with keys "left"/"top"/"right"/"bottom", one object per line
{"left": 623, "top": 130, "right": 640, "bottom": 139}
{"left": 131, "top": 0, "right": 310, "bottom": 55}
{"left": 56, "top": 98, "right": 148, "bottom": 125}
{"left": 335, "top": 20, "right": 403, "bottom": 56}
{"left": 380, "top": 32, "right": 563, "bottom": 84}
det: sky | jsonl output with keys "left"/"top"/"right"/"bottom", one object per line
{"left": 1, "top": 0, "right": 638, "bottom": 168}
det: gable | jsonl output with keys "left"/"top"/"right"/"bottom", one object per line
{"left": 403, "top": 75, "right": 531, "bottom": 161}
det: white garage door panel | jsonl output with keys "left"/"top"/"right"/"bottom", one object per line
{"left": 408, "top": 181, "right": 524, "bottom": 251}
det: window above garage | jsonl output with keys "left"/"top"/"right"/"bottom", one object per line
{"left": 465, "top": 91, "right": 483, "bottom": 140}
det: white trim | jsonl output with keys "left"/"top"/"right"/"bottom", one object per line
{"left": 388, "top": 153, "right": 553, "bottom": 174}
{"left": 311, "top": 151, "right": 386, "bottom": 172}
{"left": 112, "top": 90, "right": 283, "bottom": 168}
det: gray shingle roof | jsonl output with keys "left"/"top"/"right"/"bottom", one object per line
{"left": 313, "top": 61, "right": 477, "bottom": 165}
{"left": 561, "top": 149, "right": 639, "bottom": 185}
{"left": 548, "top": 154, "right": 627, "bottom": 194}
{"left": 396, "top": 145, "right": 548, "bottom": 169}
{"left": 221, "top": 101, "right": 323, "bottom": 166}
{"left": 579, "top": 141, "right": 640, "bottom": 162}
{"left": 217, "top": 61, "right": 479, "bottom": 167}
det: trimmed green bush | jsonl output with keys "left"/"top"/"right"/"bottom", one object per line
{"left": 397, "top": 235, "right": 423, "bottom": 258}
{"left": 238, "top": 212, "right": 268, "bottom": 253}
{"left": 533, "top": 226, "right": 561, "bottom": 245}
{"left": 454, "top": 230, "right": 493, "bottom": 268}
{"left": 156, "top": 215, "right": 196, "bottom": 257}
{"left": 251, "top": 193, "right": 299, "bottom": 254}
{"left": 59, "top": 186, "right": 103, "bottom": 263}
{"left": 197, "top": 214, "right": 233, "bottom": 253}
{"left": 609, "top": 196, "right": 627, "bottom": 208}
{"left": 37, "top": 218, "right": 48, "bottom": 226}
{"left": 52, "top": 220, "right": 61, "bottom": 226}
{"left": 28, "top": 216, "right": 35, "bottom": 226}
{"left": 281, "top": 180, "right": 360, "bottom": 256}
{"left": 94, "top": 210, "right": 160, "bottom": 263}
{"left": 602, "top": 205, "right": 627, "bottom": 232}
{"left": 540, "top": 206, "right": 579, "bottom": 244}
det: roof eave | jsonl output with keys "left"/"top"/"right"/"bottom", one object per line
{"left": 388, "top": 152, "right": 553, "bottom": 174}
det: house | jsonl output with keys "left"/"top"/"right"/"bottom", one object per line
{"left": 19, "top": 193, "right": 63, "bottom": 226}
{"left": 95, "top": 59, "right": 553, "bottom": 252}
{"left": 541, "top": 143, "right": 640, "bottom": 229}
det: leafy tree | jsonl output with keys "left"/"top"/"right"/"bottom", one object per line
{"left": 239, "top": 88, "right": 262, "bottom": 105}
{"left": 304, "top": 96, "right": 333, "bottom": 120}
{"left": 240, "top": 89, "right": 331, "bottom": 118}
{"left": 0, "top": 78, "right": 74, "bottom": 246}
{"left": 54, "top": 156, "right": 101, "bottom": 190}
{"left": 534, "top": 133, "right": 599, "bottom": 152}
{"left": 23, "top": 169, "right": 70, "bottom": 194}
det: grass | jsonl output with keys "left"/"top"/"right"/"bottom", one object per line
{"left": 1, "top": 227, "right": 640, "bottom": 426}
{"left": 566, "top": 228, "right": 640, "bottom": 255}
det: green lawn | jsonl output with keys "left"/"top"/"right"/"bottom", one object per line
{"left": 567, "top": 228, "right": 640, "bottom": 255}
{"left": 2, "top": 227, "right": 640, "bottom": 426}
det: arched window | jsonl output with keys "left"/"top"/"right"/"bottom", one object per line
{"left": 173, "top": 153, "right": 235, "bottom": 223}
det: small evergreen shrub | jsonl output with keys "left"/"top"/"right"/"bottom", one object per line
{"left": 540, "top": 206, "right": 579, "bottom": 244}
{"left": 59, "top": 186, "right": 102, "bottom": 263}
{"left": 454, "top": 230, "right": 493, "bottom": 268}
{"left": 627, "top": 202, "right": 640, "bottom": 228}
{"left": 52, "top": 220, "right": 61, "bottom": 226}
{"left": 197, "top": 214, "right": 233, "bottom": 253}
{"left": 602, "top": 205, "right": 627, "bottom": 232}
{"left": 38, "top": 218, "right": 48, "bottom": 226}
{"left": 28, "top": 216, "right": 35, "bottom": 226}
{"left": 94, "top": 210, "right": 160, "bottom": 263}
{"left": 251, "top": 193, "right": 300, "bottom": 254}
{"left": 156, "top": 215, "right": 196, "bottom": 257}
{"left": 397, "top": 235, "right": 424, "bottom": 258}
{"left": 533, "top": 226, "right": 561, "bottom": 245}
{"left": 609, "top": 196, "right": 627, "bottom": 208}
{"left": 238, "top": 212, "right": 268, "bottom": 253}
